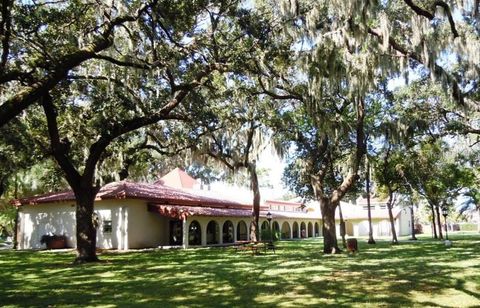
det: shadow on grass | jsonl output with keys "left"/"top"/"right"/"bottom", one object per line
{"left": 0, "top": 234, "right": 479, "bottom": 307}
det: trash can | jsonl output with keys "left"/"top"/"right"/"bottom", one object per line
{"left": 346, "top": 238, "right": 358, "bottom": 252}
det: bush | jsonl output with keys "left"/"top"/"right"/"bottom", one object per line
{"left": 414, "top": 223, "right": 423, "bottom": 234}
{"left": 40, "top": 234, "right": 67, "bottom": 249}
{"left": 260, "top": 229, "right": 280, "bottom": 242}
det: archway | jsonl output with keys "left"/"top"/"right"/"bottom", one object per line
{"left": 314, "top": 222, "right": 320, "bottom": 237}
{"left": 237, "top": 221, "right": 248, "bottom": 241}
{"left": 260, "top": 221, "right": 269, "bottom": 240}
{"left": 206, "top": 220, "right": 219, "bottom": 244}
{"left": 222, "top": 220, "right": 234, "bottom": 243}
{"left": 281, "top": 222, "right": 291, "bottom": 239}
{"left": 188, "top": 220, "right": 201, "bottom": 245}
{"left": 261, "top": 221, "right": 269, "bottom": 231}
{"left": 308, "top": 222, "right": 313, "bottom": 237}
{"left": 272, "top": 221, "right": 280, "bottom": 240}
{"left": 300, "top": 222, "right": 306, "bottom": 238}
{"left": 292, "top": 222, "right": 299, "bottom": 238}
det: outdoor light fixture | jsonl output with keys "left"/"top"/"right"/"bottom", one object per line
{"left": 266, "top": 211, "right": 272, "bottom": 222}
{"left": 442, "top": 206, "right": 448, "bottom": 217}
{"left": 442, "top": 206, "right": 449, "bottom": 241}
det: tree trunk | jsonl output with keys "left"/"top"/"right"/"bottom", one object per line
{"left": 320, "top": 198, "right": 341, "bottom": 254}
{"left": 13, "top": 174, "right": 19, "bottom": 249}
{"left": 435, "top": 205, "right": 444, "bottom": 240}
{"left": 338, "top": 203, "right": 346, "bottom": 248}
{"left": 387, "top": 192, "right": 398, "bottom": 244}
{"left": 249, "top": 163, "right": 260, "bottom": 242}
{"left": 13, "top": 208, "right": 19, "bottom": 249}
{"left": 410, "top": 205, "right": 417, "bottom": 240}
{"left": 74, "top": 187, "right": 99, "bottom": 264}
{"left": 429, "top": 203, "right": 437, "bottom": 239}
{"left": 366, "top": 160, "right": 375, "bottom": 244}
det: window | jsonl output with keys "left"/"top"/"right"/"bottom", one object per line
{"left": 103, "top": 220, "right": 112, "bottom": 233}
{"left": 380, "top": 205, "right": 387, "bottom": 210}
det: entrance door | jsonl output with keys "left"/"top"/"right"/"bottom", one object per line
{"left": 169, "top": 220, "right": 183, "bottom": 245}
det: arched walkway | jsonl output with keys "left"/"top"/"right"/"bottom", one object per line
{"left": 206, "top": 220, "right": 219, "bottom": 244}
{"left": 308, "top": 222, "right": 313, "bottom": 237}
{"left": 314, "top": 222, "right": 320, "bottom": 237}
{"left": 300, "top": 222, "right": 306, "bottom": 238}
{"left": 260, "top": 221, "right": 269, "bottom": 240}
{"left": 293, "top": 222, "right": 299, "bottom": 238}
{"left": 237, "top": 220, "right": 248, "bottom": 241}
{"left": 188, "top": 220, "right": 201, "bottom": 245}
{"left": 272, "top": 221, "right": 280, "bottom": 240}
{"left": 261, "top": 221, "right": 269, "bottom": 231}
{"left": 281, "top": 222, "right": 291, "bottom": 239}
{"left": 223, "top": 220, "right": 234, "bottom": 243}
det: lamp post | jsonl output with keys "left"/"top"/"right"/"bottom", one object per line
{"left": 266, "top": 211, "right": 272, "bottom": 243}
{"left": 442, "top": 206, "right": 448, "bottom": 240}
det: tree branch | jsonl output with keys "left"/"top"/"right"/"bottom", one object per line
{"left": 367, "top": 27, "right": 464, "bottom": 105}
{"left": 40, "top": 94, "right": 81, "bottom": 187}
{"left": 0, "top": 2, "right": 157, "bottom": 128}
{"left": 404, "top": 0, "right": 459, "bottom": 38}
{"left": 0, "top": 0, "right": 13, "bottom": 69}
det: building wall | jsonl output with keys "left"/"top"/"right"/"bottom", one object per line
{"left": 18, "top": 200, "right": 322, "bottom": 250}
{"left": 17, "top": 199, "right": 169, "bottom": 250}
{"left": 341, "top": 214, "right": 412, "bottom": 238}
{"left": 397, "top": 208, "right": 411, "bottom": 236}
{"left": 126, "top": 200, "right": 166, "bottom": 248}
{"left": 17, "top": 202, "right": 76, "bottom": 249}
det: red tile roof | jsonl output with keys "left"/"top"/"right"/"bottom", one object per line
{"left": 155, "top": 167, "right": 198, "bottom": 189}
{"left": 14, "top": 181, "right": 250, "bottom": 208}
{"left": 148, "top": 204, "right": 269, "bottom": 219}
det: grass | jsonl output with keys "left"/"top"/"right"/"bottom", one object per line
{"left": 1, "top": 233, "right": 479, "bottom": 307}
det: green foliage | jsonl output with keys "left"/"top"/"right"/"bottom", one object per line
{"left": 0, "top": 204, "right": 15, "bottom": 237}
{"left": 260, "top": 229, "right": 280, "bottom": 242}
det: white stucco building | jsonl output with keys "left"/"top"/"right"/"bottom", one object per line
{"left": 13, "top": 168, "right": 411, "bottom": 250}
{"left": 14, "top": 168, "right": 323, "bottom": 250}
{"left": 337, "top": 198, "right": 412, "bottom": 238}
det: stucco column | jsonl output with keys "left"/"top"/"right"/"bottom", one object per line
{"left": 233, "top": 221, "right": 237, "bottom": 242}
{"left": 182, "top": 217, "right": 188, "bottom": 249}
{"left": 201, "top": 221, "right": 207, "bottom": 246}
{"left": 219, "top": 220, "right": 223, "bottom": 245}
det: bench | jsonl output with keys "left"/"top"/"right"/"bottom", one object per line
{"left": 234, "top": 241, "right": 276, "bottom": 255}
{"left": 236, "top": 244, "right": 260, "bottom": 255}
{"left": 263, "top": 241, "right": 276, "bottom": 254}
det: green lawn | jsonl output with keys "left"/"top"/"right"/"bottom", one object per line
{"left": 1, "top": 233, "right": 479, "bottom": 307}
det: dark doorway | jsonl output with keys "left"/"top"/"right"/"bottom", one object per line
{"left": 169, "top": 220, "right": 183, "bottom": 245}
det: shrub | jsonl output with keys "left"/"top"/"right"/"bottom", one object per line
{"left": 414, "top": 223, "right": 423, "bottom": 234}
{"left": 40, "top": 234, "right": 67, "bottom": 249}
{"left": 260, "top": 229, "right": 280, "bottom": 242}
